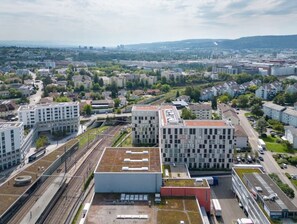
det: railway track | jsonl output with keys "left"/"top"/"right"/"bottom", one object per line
{"left": 42, "top": 125, "right": 122, "bottom": 224}
{"left": 7, "top": 125, "right": 119, "bottom": 224}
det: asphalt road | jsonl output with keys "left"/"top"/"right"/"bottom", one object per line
{"left": 29, "top": 71, "right": 43, "bottom": 105}
{"left": 238, "top": 110, "right": 297, "bottom": 206}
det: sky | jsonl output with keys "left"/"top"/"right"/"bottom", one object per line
{"left": 0, "top": 0, "right": 296, "bottom": 46}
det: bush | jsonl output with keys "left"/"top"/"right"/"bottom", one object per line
{"left": 276, "top": 139, "right": 282, "bottom": 143}
{"left": 285, "top": 173, "right": 292, "bottom": 179}
{"left": 261, "top": 133, "right": 267, "bottom": 138}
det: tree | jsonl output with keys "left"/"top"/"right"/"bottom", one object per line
{"left": 251, "top": 104, "right": 264, "bottom": 116}
{"left": 36, "top": 136, "right": 48, "bottom": 149}
{"left": 256, "top": 117, "right": 268, "bottom": 135}
{"left": 161, "top": 84, "right": 171, "bottom": 93}
{"left": 181, "top": 108, "right": 196, "bottom": 120}
{"left": 231, "top": 99, "right": 237, "bottom": 108}
{"left": 94, "top": 73, "right": 99, "bottom": 83}
{"left": 237, "top": 95, "right": 249, "bottom": 108}
{"left": 218, "top": 94, "right": 230, "bottom": 104}
{"left": 99, "top": 78, "right": 104, "bottom": 87}
{"left": 176, "top": 90, "right": 180, "bottom": 98}
{"left": 79, "top": 84, "right": 85, "bottom": 92}
{"left": 83, "top": 104, "right": 92, "bottom": 115}
{"left": 114, "top": 98, "right": 120, "bottom": 108}
{"left": 211, "top": 97, "right": 217, "bottom": 110}
{"left": 92, "top": 83, "right": 100, "bottom": 91}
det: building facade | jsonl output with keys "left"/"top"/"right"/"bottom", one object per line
{"left": 262, "top": 102, "right": 286, "bottom": 121}
{"left": 18, "top": 102, "right": 79, "bottom": 133}
{"left": 188, "top": 103, "right": 212, "bottom": 120}
{"left": 0, "top": 122, "right": 24, "bottom": 170}
{"left": 132, "top": 105, "right": 234, "bottom": 169}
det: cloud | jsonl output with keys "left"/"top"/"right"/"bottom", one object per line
{"left": 0, "top": 0, "right": 296, "bottom": 45}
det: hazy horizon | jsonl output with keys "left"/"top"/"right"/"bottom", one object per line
{"left": 1, "top": 0, "right": 297, "bottom": 47}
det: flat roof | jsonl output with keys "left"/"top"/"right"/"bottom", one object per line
{"left": 184, "top": 120, "right": 229, "bottom": 127}
{"left": 0, "top": 139, "right": 78, "bottom": 216}
{"left": 18, "top": 102, "right": 79, "bottom": 111}
{"left": 96, "top": 147, "right": 161, "bottom": 173}
{"left": 164, "top": 179, "right": 209, "bottom": 188}
{"left": 160, "top": 106, "right": 181, "bottom": 126}
{"left": 263, "top": 102, "right": 286, "bottom": 111}
{"left": 87, "top": 194, "right": 203, "bottom": 224}
{"left": 132, "top": 105, "right": 159, "bottom": 111}
{"left": 0, "top": 122, "right": 22, "bottom": 128}
{"left": 244, "top": 173, "right": 297, "bottom": 212}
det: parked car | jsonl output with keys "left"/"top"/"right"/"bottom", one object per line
{"left": 259, "top": 156, "right": 264, "bottom": 161}
{"left": 281, "top": 163, "right": 287, "bottom": 169}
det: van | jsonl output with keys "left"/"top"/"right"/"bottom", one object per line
{"left": 258, "top": 146, "right": 264, "bottom": 154}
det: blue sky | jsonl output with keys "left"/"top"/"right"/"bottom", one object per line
{"left": 0, "top": 0, "right": 296, "bottom": 46}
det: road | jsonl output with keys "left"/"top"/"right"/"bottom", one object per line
{"left": 238, "top": 110, "right": 297, "bottom": 206}
{"left": 29, "top": 71, "right": 43, "bottom": 105}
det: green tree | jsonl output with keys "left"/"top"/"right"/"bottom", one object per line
{"left": 36, "top": 136, "right": 48, "bottom": 149}
{"left": 92, "top": 83, "right": 100, "bottom": 91}
{"left": 94, "top": 73, "right": 99, "bottom": 83}
{"left": 114, "top": 98, "right": 120, "bottom": 108}
{"left": 211, "top": 97, "right": 217, "bottom": 110}
{"left": 237, "top": 95, "right": 249, "bottom": 108}
{"left": 256, "top": 117, "right": 268, "bottom": 135}
{"left": 83, "top": 104, "right": 92, "bottom": 115}
{"left": 161, "top": 84, "right": 171, "bottom": 93}
{"left": 251, "top": 104, "right": 264, "bottom": 116}
{"left": 176, "top": 90, "right": 180, "bottom": 98}
{"left": 218, "top": 94, "right": 230, "bottom": 103}
{"left": 99, "top": 78, "right": 104, "bottom": 87}
{"left": 181, "top": 108, "right": 196, "bottom": 120}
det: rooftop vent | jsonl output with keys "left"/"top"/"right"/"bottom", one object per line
{"left": 122, "top": 167, "right": 149, "bottom": 171}
{"left": 124, "top": 158, "right": 149, "bottom": 162}
{"left": 126, "top": 151, "right": 148, "bottom": 154}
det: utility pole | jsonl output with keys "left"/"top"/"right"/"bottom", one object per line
{"left": 64, "top": 145, "right": 67, "bottom": 173}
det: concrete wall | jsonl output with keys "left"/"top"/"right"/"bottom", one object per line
{"left": 160, "top": 187, "right": 211, "bottom": 212}
{"left": 94, "top": 172, "right": 162, "bottom": 193}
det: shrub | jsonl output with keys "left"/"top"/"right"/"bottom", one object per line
{"left": 261, "top": 133, "right": 267, "bottom": 138}
{"left": 285, "top": 173, "right": 292, "bottom": 179}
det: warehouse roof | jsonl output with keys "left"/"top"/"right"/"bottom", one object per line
{"left": 96, "top": 147, "right": 161, "bottom": 173}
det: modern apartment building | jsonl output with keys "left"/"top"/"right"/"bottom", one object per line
{"left": 132, "top": 105, "right": 234, "bottom": 169}
{"left": 0, "top": 122, "right": 24, "bottom": 170}
{"left": 232, "top": 166, "right": 297, "bottom": 224}
{"left": 188, "top": 103, "right": 212, "bottom": 120}
{"left": 18, "top": 102, "right": 79, "bottom": 133}
{"left": 262, "top": 102, "right": 286, "bottom": 121}
{"left": 132, "top": 105, "right": 160, "bottom": 145}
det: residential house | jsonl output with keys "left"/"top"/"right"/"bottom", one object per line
{"left": 285, "top": 83, "right": 297, "bottom": 94}
{"left": 255, "top": 81, "right": 282, "bottom": 100}
{"left": 0, "top": 100, "right": 17, "bottom": 118}
{"left": 16, "top": 69, "right": 30, "bottom": 76}
{"left": 38, "top": 68, "right": 50, "bottom": 76}
{"left": 188, "top": 103, "right": 212, "bottom": 120}
{"left": 285, "top": 126, "right": 297, "bottom": 149}
{"left": 19, "top": 85, "right": 34, "bottom": 97}
{"left": 72, "top": 75, "right": 92, "bottom": 89}
{"left": 262, "top": 102, "right": 286, "bottom": 121}
{"left": 177, "top": 95, "right": 191, "bottom": 102}
{"left": 234, "top": 125, "right": 248, "bottom": 149}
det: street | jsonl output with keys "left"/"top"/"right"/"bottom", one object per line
{"left": 237, "top": 110, "right": 297, "bottom": 206}
{"left": 29, "top": 71, "right": 43, "bottom": 105}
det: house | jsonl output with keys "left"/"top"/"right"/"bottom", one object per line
{"left": 118, "top": 96, "right": 127, "bottom": 107}
{"left": 19, "top": 85, "right": 34, "bottom": 97}
{"left": 72, "top": 75, "right": 92, "bottom": 89}
{"left": 38, "top": 68, "right": 50, "bottom": 76}
{"left": 102, "top": 91, "right": 112, "bottom": 99}
{"left": 285, "top": 83, "right": 297, "bottom": 94}
{"left": 146, "top": 89, "right": 161, "bottom": 95}
{"left": 177, "top": 95, "right": 191, "bottom": 103}
{"left": 234, "top": 125, "right": 248, "bottom": 149}
{"left": 255, "top": 81, "right": 282, "bottom": 100}
{"left": 218, "top": 103, "right": 240, "bottom": 125}
{"left": 56, "top": 80, "right": 68, "bottom": 88}
{"left": 16, "top": 69, "right": 30, "bottom": 76}
{"left": 263, "top": 102, "right": 286, "bottom": 122}
{"left": 200, "top": 87, "right": 214, "bottom": 101}
{"left": 0, "top": 100, "right": 17, "bottom": 118}
{"left": 188, "top": 103, "right": 212, "bottom": 120}
{"left": 133, "top": 89, "right": 145, "bottom": 96}
{"left": 285, "top": 126, "right": 297, "bottom": 149}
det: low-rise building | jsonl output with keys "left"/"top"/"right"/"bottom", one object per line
{"left": 19, "top": 85, "right": 34, "bottom": 97}
{"left": 91, "top": 100, "right": 114, "bottom": 114}
{"left": 234, "top": 125, "right": 249, "bottom": 149}
{"left": 188, "top": 103, "right": 212, "bottom": 120}
{"left": 72, "top": 75, "right": 92, "bottom": 89}
{"left": 281, "top": 108, "right": 297, "bottom": 127}
{"left": 94, "top": 147, "right": 162, "bottom": 193}
{"left": 0, "top": 100, "right": 17, "bottom": 118}
{"left": 255, "top": 82, "right": 282, "bottom": 100}
{"left": 232, "top": 166, "right": 297, "bottom": 223}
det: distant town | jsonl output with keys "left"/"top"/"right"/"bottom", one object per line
{"left": 1, "top": 41, "right": 297, "bottom": 224}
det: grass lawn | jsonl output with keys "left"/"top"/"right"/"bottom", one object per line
{"left": 157, "top": 211, "right": 189, "bottom": 224}
{"left": 120, "top": 134, "right": 132, "bottom": 147}
{"left": 262, "top": 135, "right": 295, "bottom": 153}
{"left": 164, "top": 179, "right": 196, "bottom": 187}
{"left": 235, "top": 168, "right": 262, "bottom": 180}
{"left": 77, "top": 126, "right": 109, "bottom": 149}
{"left": 291, "top": 179, "right": 297, "bottom": 190}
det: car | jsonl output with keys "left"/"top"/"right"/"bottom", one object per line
{"left": 237, "top": 156, "right": 241, "bottom": 162}
{"left": 239, "top": 202, "right": 243, "bottom": 208}
{"left": 259, "top": 156, "right": 264, "bottom": 161}
{"left": 281, "top": 163, "right": 287, "bottom": 169}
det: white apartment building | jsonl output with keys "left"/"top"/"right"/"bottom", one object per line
{"left": 188, "top": 103, "right": 212, "bottom": 120}
{"left": 281, "top": 108, "right": 297, "bottom": 127}
{"left": 0, "top": 122, "right": 24, "bottom": 170}
{"left": 132, "top": 105, "right": 234, "bottom": 169}
{"left": 18, "top": 102, "right": 79, "bottom": 133}
{"left": 262, "top": 102, "right": 286, "bottom": 121}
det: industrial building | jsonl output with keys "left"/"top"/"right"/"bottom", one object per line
{"left": 232, "top": 166, "right": 297, "bottom": 224}
{"left": 18, "top": 102, "right": 79, "bottom": 133}
{"left": 94, "top": 147, "right": 162, "bottom": 193}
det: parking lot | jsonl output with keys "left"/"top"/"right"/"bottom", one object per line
{"left": 211, "top": 176, "right": 246, "bottom": 224}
